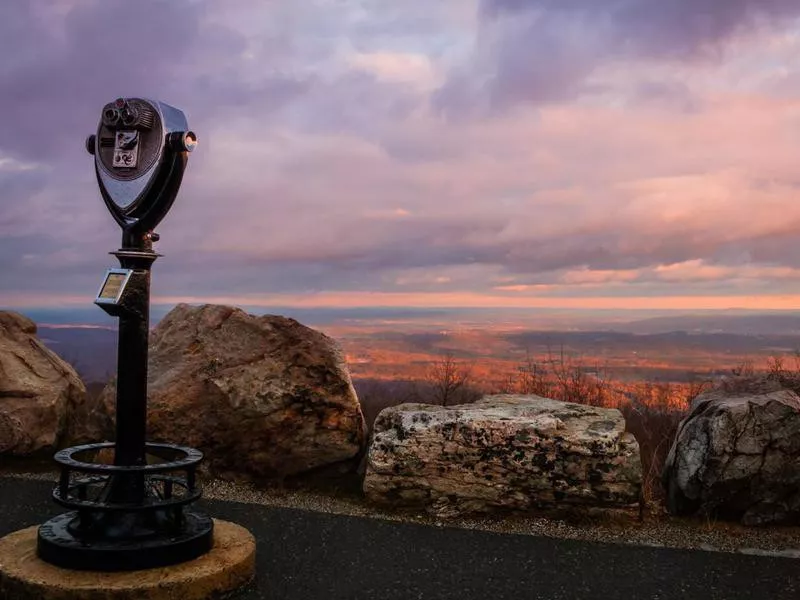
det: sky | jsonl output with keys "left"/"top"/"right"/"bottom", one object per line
{"left": 3, "top": 0, "right": 800, "bottom": 313}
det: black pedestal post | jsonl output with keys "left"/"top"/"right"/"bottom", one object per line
{"left": 36, "top": 235, "right": 213, "bottom": 572}
{"left": 108, "top": 241, "right": 157, "bottom": 504}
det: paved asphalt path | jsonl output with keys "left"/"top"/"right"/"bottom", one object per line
{"left": 0, "top": 477, "right": 797, "bottom": 600}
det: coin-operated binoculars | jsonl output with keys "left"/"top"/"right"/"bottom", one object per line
{"left": 36, "top": 98, "right": 212, "bottom": 571}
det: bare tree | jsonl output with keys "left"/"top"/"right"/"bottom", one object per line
{"left": 543, "top": 345, "right": 613, "bottom": 407}
{"left": 426, "top": 352, "right": 475, "bottom": 406}
{"left": 514, "top": 349, "right": 552, "bottom": 397}
{"left": 731, "top": 359, "right": 755, "bottom": 377}
{"left": 767, "top": 354, "right": 786, "bottom": 378}
{"left": 501, "top": 346, "right": 616, "bottom": 406}
{"left": 685, "top": 378, "right": 711, "bottom": 407}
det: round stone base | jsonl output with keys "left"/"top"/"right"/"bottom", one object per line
{"left": 0, "top": 519, "right": 255, "bottom": 600}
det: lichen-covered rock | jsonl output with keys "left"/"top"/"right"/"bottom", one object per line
{"left": 364, "top": 394, "right": 641, "bottom": 516}
{"left": 0, "top": 311, "right": 98, "bottom": 456}
{"left": 663, "top": 377, "right": 800, "bottom": 525}
{"left": 99, "top": 304, "right": 366, "bottom": 478}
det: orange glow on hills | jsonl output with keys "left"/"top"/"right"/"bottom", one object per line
{"left": 156, "top": 292, "right": 800, "bottom": 311}
{"left": 6, "top": 290, "right": 800, "bottom": 312}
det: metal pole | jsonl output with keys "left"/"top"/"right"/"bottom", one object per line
{"left": 110, "top": 234, "right": 158, "bottom": 503}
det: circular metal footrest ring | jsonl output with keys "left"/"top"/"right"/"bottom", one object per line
{"left": 37, "top": 441, "right": 213, "bottom": 571}
{"left": 52, "top": 442, "right": 202, "bottom": 512}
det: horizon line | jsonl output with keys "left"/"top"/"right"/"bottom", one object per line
{"left": 5, "top": 291, "right": 800, "bottom": 312}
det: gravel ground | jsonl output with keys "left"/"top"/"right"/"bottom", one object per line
{"left": 4, "top": 469, "right": 799, "bottom": 558}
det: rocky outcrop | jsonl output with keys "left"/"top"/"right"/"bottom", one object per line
{"left": 0, "top": 311, "right": 97, "bottom": 456}
{"left": 663, "top": 377, "right": 800, "bottom": 525}
{"left": 364, "top": 395, "right": 641, "bottom": 516}
{"left": 99, "top": 304, "right": 366, "bottom": 478}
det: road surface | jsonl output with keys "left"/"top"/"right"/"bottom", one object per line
{"left": 0, "top": 477, "right": 796, "bottom": 599}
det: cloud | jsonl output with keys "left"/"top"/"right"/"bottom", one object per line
{"left": 0, "top": 1, "right": 315, "bottom": 163}
{"left": 348, "top": 52, "right": 439, "bottom": 88}
{"left": 483, "top": 0, "right": 800, "bottom": 55}
{"left": 436, "top": 0, "right": 800, "bottom": 113}
{"left": 2, "top": 1, "right": 800, "bottom": 311}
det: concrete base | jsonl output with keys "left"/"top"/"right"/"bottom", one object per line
{"left": 0, "top": 519, "right": 255, "bottom": 600}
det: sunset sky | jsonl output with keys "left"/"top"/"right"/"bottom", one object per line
{"left": 3, "top": 0, "right": 800, "bottom": 312}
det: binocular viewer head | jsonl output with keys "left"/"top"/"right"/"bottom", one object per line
{"left": 87, "top": 97, "right": 196, "bottom": 244}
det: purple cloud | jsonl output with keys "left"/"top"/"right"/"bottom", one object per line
{"left": 482, "top": 0, "right": 800, "bottom": 57}
{"left": 2, "top": 1, "right": 800, "bottom": 309}
{"left": 437, "top": 0, "right": 800, "bottom": 113}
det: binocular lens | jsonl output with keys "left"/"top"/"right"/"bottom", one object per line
{"left": 103, "top": 108, "right": 120, "bottom": 125}
{"left": 121, "top": 107, "right": 137, "bottom": 126}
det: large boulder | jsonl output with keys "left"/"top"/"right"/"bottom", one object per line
{"left": 663, "top": 377, "right": 800, "bottom": 525}
{"left": 99, "top": 304, "right": 366, "bottom": 478}
{"left": 0, "top": 311, "right": 97, "bottom": 456}
{"left": 364, "top": 395, "right": 641, "bottom": 516}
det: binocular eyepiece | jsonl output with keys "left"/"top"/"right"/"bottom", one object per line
{"left": 87, "top": 97, "right": 196, "bottom": 243}
{"left": 103, "top": 106, "right": 121, "bottom": 127}
{"left": 99, "top": 98, "right": 155, "bottom": 130}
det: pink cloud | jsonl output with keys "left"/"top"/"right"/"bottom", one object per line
{"left": 3, "top": 1, "right": 800, "bottom": 310}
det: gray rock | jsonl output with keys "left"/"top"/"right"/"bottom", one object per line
{"left": 364, "top": 394, "right": 642, "bottom": 516}
{"left": 99, "top": 304, "right": 366, "bottom": 478}
{"left": 0, "top": 311, "right": 97, "bottom": 456}
{"left": 663, "top": 378, "right": 800, "bottom": 525}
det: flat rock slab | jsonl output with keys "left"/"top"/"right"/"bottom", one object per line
{"left": 0, "top": 519, "right": 255, "bottom": 600}
{"left": 364, "top": 395, "right": 642, "bottom": 517}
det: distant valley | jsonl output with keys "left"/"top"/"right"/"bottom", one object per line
{"left": 29, "top": 308, "right": 800, "bottom": 386}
